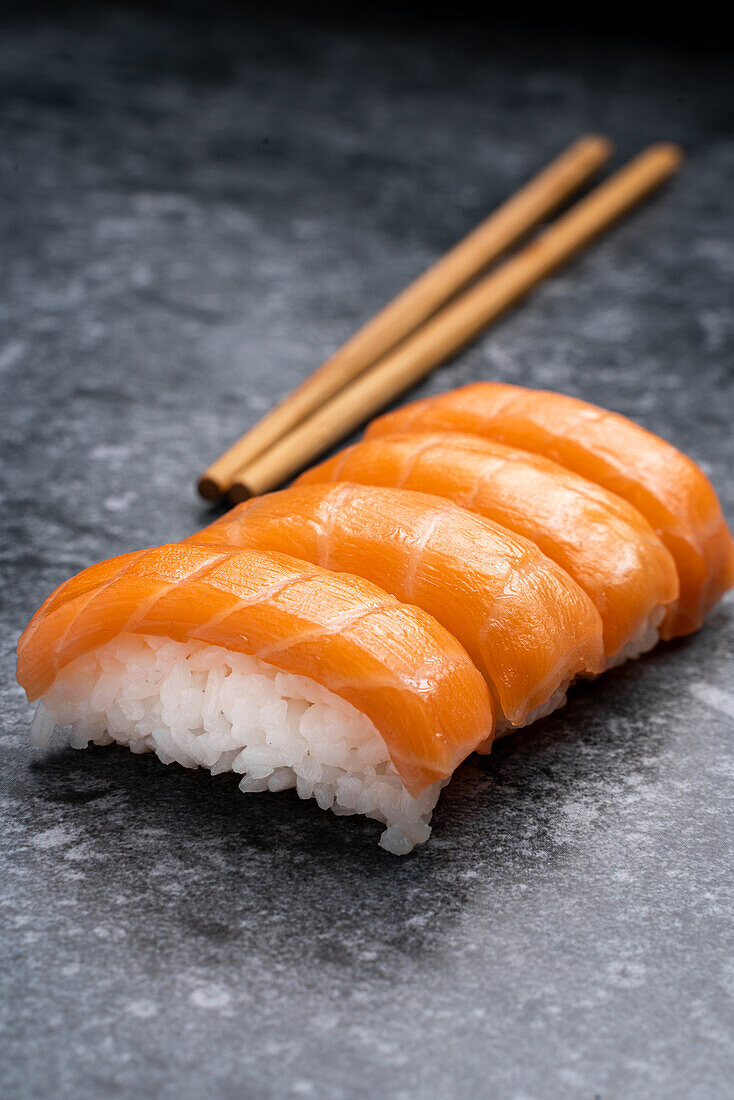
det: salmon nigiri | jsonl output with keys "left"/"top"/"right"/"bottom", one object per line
{"left": 17, "top": 544, "right": 493, "bottom": 853}
{"left": 191, "top": 484, "right": 604, "bottom": 728}
{"left": 367, "top": 383, "right": 734, "bottom": 638}
{"left": 297, "top": 433, "right": 679, "bottom": 664}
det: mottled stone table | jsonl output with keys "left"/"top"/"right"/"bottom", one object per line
{"left": 1, "top": 7, "right": 733, "bottom": 1098}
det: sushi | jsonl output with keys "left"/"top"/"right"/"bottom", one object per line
{"left": 366, "top": 382, "right": 734, "bottom": 637}
{"left": 296, "top": 433, "right": 680, "bottom": 664}
{"left": 17, "top": 382, "right": 732, "bottom": 854}
{"left": 190, "top": 483, "right": 605, "bottom": 728}
{"left": 17, "top": 544, "right": 494, "bottom": 854}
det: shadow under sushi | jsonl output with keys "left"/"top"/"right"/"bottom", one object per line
{"left": 30, "top": 633, "right": 693, "bottom": 859}
{"left": 21, "top": 629, "right": 698, "bottom": 980}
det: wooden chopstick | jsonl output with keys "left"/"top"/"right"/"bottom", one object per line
{"left": 198, "top": 135, "right": 613, "bottom": 500}
{"left": 229, "top": 143, "right": 683, "bottom": 502}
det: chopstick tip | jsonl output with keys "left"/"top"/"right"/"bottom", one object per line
{"left": 197, "top": 474, "right": 224, "bottom": 502}
{"left": 649, "top": 141, "right": 685, "bottom": 169}
{"left": 632, "top": 142, "right": 685, "bottom": 176}
{"left": 581, "top": 134, "right": 615, "bottom": 157}
{"left": 228, "top": 481, "right": 252, "bottom": 505}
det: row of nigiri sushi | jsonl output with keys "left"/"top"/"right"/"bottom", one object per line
{"left": 18, "top": 383, "right": 734, "bottom": 852}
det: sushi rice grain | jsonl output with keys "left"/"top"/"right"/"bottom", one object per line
{"left": 34, "top": 633, "right": 444, "bottom": 854}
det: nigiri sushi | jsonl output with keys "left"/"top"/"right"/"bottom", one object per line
{"left": 367, "top": 383, "right": 734, "bottom": 638}
{"left": 190, "top": 484, "right": 604, "bottom": 729}
{"left": 17, "top": 544, "right": 494, "bottom": 853}
{"left": 297, "top": 433, "right": 680, "bottom": 664}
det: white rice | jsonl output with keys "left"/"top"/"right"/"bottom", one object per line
{"left": 492, "top": 607, "right": 666, "bottom": 740}
{"left": 494, "top": 681, "right": 570, "bottom": 739}
{"left": 31, "top": 633, "right": 443, "bottom": 855}
{"left": 604, "top": 606, "right": 665, "bottom": 670}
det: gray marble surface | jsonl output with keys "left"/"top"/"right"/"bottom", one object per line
{"left": 1, "top": 7, "right": 733, "bottom": 1098}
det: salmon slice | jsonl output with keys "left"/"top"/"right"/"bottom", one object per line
{"left": 367, "top": 383, "right": 734, "bottom": 638}
{"left": 297, "top": 433, "right": 679, "bottom": 662}
{"left": 191, "top": 484, "right": 605, "bottom": 728}
{"left": 16, "top": 544, "right": 494, "bottom": 794}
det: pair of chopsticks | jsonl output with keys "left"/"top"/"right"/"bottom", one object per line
{"left": 198, "top": 137, "right": 682, "bottom": 503}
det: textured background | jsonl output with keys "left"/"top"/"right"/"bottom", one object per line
{"left": 1, "top": 5, "right": 733, "bottom": 1098}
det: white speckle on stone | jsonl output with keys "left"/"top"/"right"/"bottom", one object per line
{"left": 103, "top": 490, "right": 137, "bottom": 512}
{"left": 126, "top": 999, "right": 159, "bottom": 1019}
{"left": 130, "top": 263, "right": 153, "bottom": 287}
{"left": 93, "top": 925, "right": 127, "bottom": 941}
{"left": 689, "top": 682, "right": 734, "bottom": 721}
{"left": 89, "top": 443, "right": 134, "bottom": 464}
{"left": 720, "top": 960, "right": 734, "bottom": 999}
{"left": 32, "top": 825, "right": 77, "bottom": 850}
{"left": 190, "top": 985, "right": 231, "bottom": 1010}
{"left": 562, "top": 799, "right": 600, "bottom": 823}
{"left": 292, "top": 1080, "right": 314, "bottom": 1096}
{"left": 313, "top": 1012, "right": 339, "bottom": 1031}
{"left": 0, "top": 340, "right": 26, "bottom": 372}
{"left": 64, "top": 843, "right": 93, "bottom": 862}
{"left": 551, "top": 796, "right": 601, "bottom": 844}
{"left": 605, "top": 959, "right": 647, "bottom": 989}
